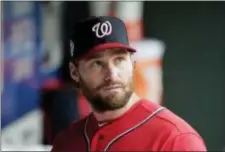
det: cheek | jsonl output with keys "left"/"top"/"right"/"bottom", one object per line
{"left": 80, "top": 70, "right": 103, "bottom": 88}
{"left": 119, "top": 63, "right": 133, "bottom": 82}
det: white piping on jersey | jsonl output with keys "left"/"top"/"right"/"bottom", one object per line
{"left": 84, "top": 106, "right": 166, "bottom": 152}
{"left": 84, "top": 116, "right": 91, "bottom": 152}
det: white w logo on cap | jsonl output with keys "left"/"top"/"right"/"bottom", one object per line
{"left": 92, "top": 21, "right": 112, "bottom": 38}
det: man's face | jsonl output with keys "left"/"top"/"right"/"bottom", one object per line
{"left": 70, "top": 48, "right": 134, "bottom": 112}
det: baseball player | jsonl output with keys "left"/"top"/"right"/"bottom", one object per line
{"left": 51, "top": 16, "right": 207, "bottom": 151}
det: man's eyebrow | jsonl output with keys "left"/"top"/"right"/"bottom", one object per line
{"left": 86, "top": 53, "right": 104, "bottom": 60}
{"left": 111, "top": 49, "right": 129, "bottom": 56}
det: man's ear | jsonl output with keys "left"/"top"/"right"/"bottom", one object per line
{"left": 133, "top": 60, "right": 136, "bottom": 70}
{"left": 130, "top": 52, "right": 136, "bottom": 69}
{"left": 69, "top": 62, "right": 79, "bottom": 83}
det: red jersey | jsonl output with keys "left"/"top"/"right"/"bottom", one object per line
{"left": 51, "top": 100, "right": 207, "bottom": 151}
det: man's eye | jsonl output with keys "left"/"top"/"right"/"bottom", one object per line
{"left": 115, "top": 57, "right": 125, "bottom": 64}
{"left": 92, "top": 61, "right": 102, "bottom": 68}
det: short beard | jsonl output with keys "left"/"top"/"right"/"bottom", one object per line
{"left": 79, "top": 76, "right": 133, "bottom": 113}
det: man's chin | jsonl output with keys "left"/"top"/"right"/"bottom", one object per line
{"left": 100, "top": 91, "right": 123, "bottom": 100}
{"left": 88, "top": 91, "right": 132, "bottom": 112}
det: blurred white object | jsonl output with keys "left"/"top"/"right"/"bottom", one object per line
{"left": 131, "top": 39, "right": 166, "bottom": 104}
{"left": 41, "top": 2, "right": 63, "bottom": 73}
{"left": 1, "top": 109, "right": 43, "bottom": 145}
{"left": 131, "top": 39, "right": 165, "bottom": 60}
{"left": 1, "top": 145, "right": 52, "bottom": 151}
{"left": 115, "top": 2, "right": 143, "bottom": 22}
{"left": 89, "top": 1, "right": 111, "bottom": 16}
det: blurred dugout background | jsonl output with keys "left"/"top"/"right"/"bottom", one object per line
{"left": 1, "top": 1, "right": 225, "bottom": 151}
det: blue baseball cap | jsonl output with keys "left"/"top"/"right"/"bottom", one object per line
{"left": 69, "top": 16, "right": 136, "bottom": 60}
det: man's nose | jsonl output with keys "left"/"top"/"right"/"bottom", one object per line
{"left": 104, "top": 65, "right": 118, "bottom": 81}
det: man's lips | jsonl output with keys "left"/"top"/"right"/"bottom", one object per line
{"left": 103, "top": 85, "right": 122, "bottom": 90}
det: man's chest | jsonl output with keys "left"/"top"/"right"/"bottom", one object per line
{"left": 74, "top": 120, "right": 164, "bottom": 150}
{"left": 66, "top": 126, "right": 164, "bottom": 152}
{"left": 62, "top": 104, "right": 167, "bottom": 151}
{"left": 89, "top": 128, "right": 154, "bottom": 151}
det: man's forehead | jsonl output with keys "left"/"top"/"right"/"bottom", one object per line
{"left": 85, "top": 48, "right": 129, "bottom": 60}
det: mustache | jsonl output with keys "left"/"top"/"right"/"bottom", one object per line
{"left": 96, "top": 81, "right": 124, "bottom": 90}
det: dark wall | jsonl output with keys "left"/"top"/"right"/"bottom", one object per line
{"left": 61, "top": 1, "right": 90, "bottom": 82}
{"left": 144, "top": 2, "right": 225, "bottom": 150}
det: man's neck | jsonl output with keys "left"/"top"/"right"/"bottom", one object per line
{"left": 92, "top": 93, "right": 140, "bottom": 122}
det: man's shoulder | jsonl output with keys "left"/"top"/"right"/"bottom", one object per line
{"left": 137, "top": 100, "right": 206, "bottom": 150}
{"left": 139, "top": 100, "right": 200, "bottom": 135}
